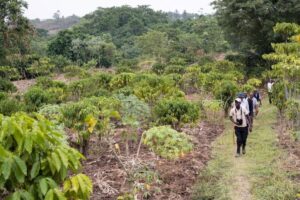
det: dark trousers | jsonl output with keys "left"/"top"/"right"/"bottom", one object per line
{"left": 235, "top": 126, "right": 248, "bottom": 154}
{"left": 268, "top": 92, "right": 272, "bottom": 104}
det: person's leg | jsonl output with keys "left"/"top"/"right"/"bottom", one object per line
{"left": 235, "top": 127, "right": 242, "bottom": 155}
{"left": 242, "top": 127, "right": 249, "bottom": 154}
{"left": 249, "top": 115, "right": 253, "bottom": 132}
{"left": 268, "top": 92, "right": 272, "bottom": 104}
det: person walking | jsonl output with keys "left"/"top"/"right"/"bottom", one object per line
{"left": 253, "top": 90, "right": 262, "bottom": 106}
{"left": 267, "top": 79, "right": 274, "bottom": 104}
{"left": 229, "top": 98, "right": 250, "bottom": 157}
{"left": 247, "top": 93, "right": 254, "bottom": 132}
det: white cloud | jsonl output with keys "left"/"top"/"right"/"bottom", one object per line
{"left": 24, "top": 0, "right": 215, "bottom": 19}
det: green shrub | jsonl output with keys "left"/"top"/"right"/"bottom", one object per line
{"left": 0, "top": 98, "right": 24, "bottom": 115}
{"left": 61, "top": 97, "right": 121, "bottom": 154}
{"left": 0, "top": 79, "right": 17, "bottom": 93}
{"left": 164, "top": 65, "right": 186, "bottom": 74}
{"left": 201, "top": 100, "right": 224, "bottom": 124}
{"left": 247, "top": 78, "right": 262, "bottom": 88}
{"left": 36, "top": 76, "right": 66, "bottom": 89}
{"left": 0, "top": 66, "right": 21, "bottom": 80}
{"left": 242, "top": 84, "right": 255, "bottom": 93}
{"left": 272, "top": 82, "right": 287, "bottom": 114}
{"left": 63, "top": 65, "right": 90, "bottom": 78}
{"left": 109, "top": 73, "right": 136, "bottom": 90}
{"left": 50, "top": 55, "right": 72, "bottom": 70}
{"left": 24, "top": 87, "right": 52, "bottom": 111}
{"left": 116, "top": 66, "right": 134, "bottom": 74}
{"left": 152, "top": 63, "right": 166, "bottom": 75}
{"left": 143, "top": 126, "right": 193, "bottom": 159}
{"left": 116, "top": 94, "right": 150, "bottom": 127}
{"left": 67, "top": 79, "right": 94, "bottom": 100}
{"left": 0, "top": 113, "right": 92, "bottom": 199}
{"left": 27, "top": 57, "right": 55, "bottom": 77}
{"left": 154, "top": 98, "right": 199, "bottom": 129}
{"left": 213, "top": 80, "right": 238, "bottom": 114}
{"left": 0, "top": 92, "right": 8, "bottom": 101}
{"left": 39, "top": 104, "right": 63, "bottom": 125}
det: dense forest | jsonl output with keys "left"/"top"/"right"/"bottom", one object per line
{"left": 0, "top": 0, "right": 299, "bottom": 199}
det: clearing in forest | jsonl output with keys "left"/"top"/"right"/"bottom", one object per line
{"left": 193, "top": 101, "right": 299, "bottom": 200}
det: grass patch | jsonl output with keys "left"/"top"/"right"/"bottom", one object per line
{"left": 192, "top": 101, "right": 299, "bottom": 200}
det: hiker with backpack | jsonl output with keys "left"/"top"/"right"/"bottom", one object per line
{"left": 229, "top": 98, "right": 250, "bottom": 157}
{"left": 253, "top": 90, "right": 262, "bottom": 106}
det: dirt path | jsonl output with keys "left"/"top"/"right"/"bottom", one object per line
{"left": 193, "top": 101, "right": 299, "bottom": 200}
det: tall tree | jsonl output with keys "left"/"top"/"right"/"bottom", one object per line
{"left": 0, "top": 0, "right": 32, "bottom": 65}
{"left": 213, "top": 0, "right": 300, "bottom": 55}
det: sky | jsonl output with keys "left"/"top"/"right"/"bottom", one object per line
{"left": 24, "top": 0, "right": 215, "bottom": 19}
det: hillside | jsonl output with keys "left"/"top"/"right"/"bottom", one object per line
{"left": 31, "top": 15, "right": 81, "bottom": 35}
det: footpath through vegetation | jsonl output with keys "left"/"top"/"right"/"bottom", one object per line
{"left": 193, "top": 100, "right": 299, "bottom": 200}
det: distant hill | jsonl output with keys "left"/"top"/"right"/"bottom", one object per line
{"left": 31, "top": 15, "right": 81, "bottom": 35}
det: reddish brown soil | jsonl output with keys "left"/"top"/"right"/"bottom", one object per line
{"left": 13, "top": 79, "right": 36, "bottom": 94}
{"left": 83, "top": 122, "right": 224, "bottom": 200}
{"left": 276, "top": 122, "right": 300, "bottom": 182}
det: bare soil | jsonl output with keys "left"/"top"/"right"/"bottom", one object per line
{"left": 83, "top": 122, "right": 224, "bottom": 200}
{"left": 277, "top": 123, "right": 300, "bottom": 181}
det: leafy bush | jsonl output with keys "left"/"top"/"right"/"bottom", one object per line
{"left": 63, "top": 65, "right": 90, "bottom": 78}
{"left": 0, "top": 113, "right": 92, "bottom": 199}
{"left": 36, "top": 76, "right": 66, "bottom": 89}
{"left": 116, "top": 94, "right": 150, "bottom": 127}
{"left": 116, "top": 66, "right": 134, "bottom": 74}
{"left": 50, "top": 55, "right": 72, "bottom": 70}
{"left": 242, "top": 84, "right": 255, "bottom": 93}
{"left": 272, "top": 82, "right": 287, "bottom": 114}
{"left": 152, "top": 63, "right": 166, "bottom": 75}
{"left": 0, "top": 92, "right": 8, "bottom": 101}
{"left": 24, "top": 87, "right": 52, "bottom": 111}
{"left": 164, "top": 65, "right": 186, "bottom": 74}
{"left": 61, "top": 97, "right": 121, "bottom": 154}
{"left": 133, "top": 75, "right": 184, "bottom": 105}
{"left": 0, "top": 98, "right": 24, "bottom": 116}
{"left": 247, "top": 78, "right": 262, "bottom": 88}
{"left": 39, "top": 104, "right": 63, "bottom": 125}
{"left": 154, "top": 99, "right": 199, "bottom": 129}
{"left": 213, "top": 80, "right": 238, "bottom": 114}
{"left": 201, "top": 100, "right": 224, "bottom": 124}
{"left": 0, "top": 66, "right": 21, "bottom": 80}
{"left": 67, "top": 78, "right": 96, "bottom": 100}
{"left": 143, "top": 126, "right": 193, "bottom": 159}
{"left": 0, "top": 79, "right": 17, "bottom": 93}
{"left": 109, "top": 73, "right": 136, "bottom": 90}
{"left": 27, "top": 57, "right": 55, "bottom": 77}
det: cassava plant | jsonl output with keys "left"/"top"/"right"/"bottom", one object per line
{"left": 143, "top": 126, "right": 193, "bottom": 159}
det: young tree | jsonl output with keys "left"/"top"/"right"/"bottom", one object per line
{"left": 0, "top": 0, "right": 32, "bottom": 65}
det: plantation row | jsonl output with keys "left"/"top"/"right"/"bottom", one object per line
{"left": 0, "top": 56, "right": 263, "bottom": 199}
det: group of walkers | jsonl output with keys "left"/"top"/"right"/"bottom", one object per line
{"left": 229, "top": 90, "right": 262, "bottom": 157}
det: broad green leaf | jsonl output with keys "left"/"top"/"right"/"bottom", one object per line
{"left": 45, "top": 189, "right": 54, "bottom": 200}
{"left": 39, "top": 178, "right": 48, "bottom": 195}
{"left": 2, "top": 158, "right": 12, "bottom": 180}
{"left": 20, "top": 191, "right": 34, "bottom": 200}
{"left": 30, "top": 162, "right": 40, "bottom": 179}
{"left": 14, "top": 156, "right": 27, "bottom": 175}
{"left": 54, "top": 189, "right": 67, "bottom": 200}
{"left": 13, "top": 161, "right": 25, "bottom": 183}
{"left": 70, "top": 176, "right": 80, "bottom": 193}
{"left": 24, "top": 136, "right": 33, "bottom": 154}
{"left": 56, "top": 149, "right": 68, "bottom": 168}
{"left": 51, "top": 152, "right": 61, "bottom": 171}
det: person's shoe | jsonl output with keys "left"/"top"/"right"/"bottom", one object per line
{"left": 242, "top": 149, "right": 246, "bottom": 155}
{"left": 235, "top": 153, "right": 241, "bottom": 157}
